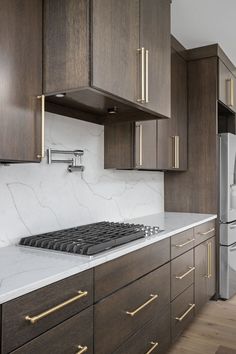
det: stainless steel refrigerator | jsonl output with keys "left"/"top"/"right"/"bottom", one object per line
{"left": 219, "top": 133, "right": 236, "bottom": 299}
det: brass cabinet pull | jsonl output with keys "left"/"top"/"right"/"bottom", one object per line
{"left": 145, "top": 341, "right": 159, "bottom": 354}
{"left": 139, "top": 123, "right": 143, "bottom": 166}
{"left": 145, "top": 49, "right": 149, "bottom": 103}
{"left": 36, "top": 94, "right": 45, "bottom": 159}
{"left": 172, "top": 136, "right": 180, "bottom": 169}
{"left": 205, "top": 242, "right": 212, "bottom": 278}
{"left": 175, "top": 238, "right": 195, "bottom": 248}
{"left": 199, "top": 228, "right": 215, "bottom": 236}
{"left": 25, "top": 290, "right": 88, "bottom": 324}
{"left": 175, "top": 266, "right": 195, "bottom": 280}
{"left": 137, "top": 47, "right": 145, "bottom": 103}
{"left": 76, "top": 345, "right": 88, "bottom": 354}
{"left": 227, "top": 78, "right": 234, "bottom": 107}
{"left": 126, "top": 294, "right": 158, "bottom": 317}
{"left": 175, "top": 303, "right": 195, "bottom": 322}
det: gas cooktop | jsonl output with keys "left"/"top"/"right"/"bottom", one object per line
{"left": 19, "top": 221, "right": 161, "bottom": 256}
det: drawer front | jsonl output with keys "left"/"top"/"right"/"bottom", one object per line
{"left": 171, "top": 249, "right": 194, "bottom": 300}
{"left": 94, "top": 263, "right": 170, "bottom": 354}
{"left": 114, "top": 310, "right": 171, "bottom": 354}
{"left": 11, "top": 306, "right": 93, "bottom": 354}
{"left": 171, "top": 228, "right": 194, "bottom": 259}
{"left": 95, "top": 238, "right": 170, "bottom": 301}
{"left": 2, "top": 270, "right": 93, "bottom": 353}
{"left": 171, "top": 285, "right": 195, "bottom": 342}
{"left": 194, "top": 220, "right": 216, "bottom": 246}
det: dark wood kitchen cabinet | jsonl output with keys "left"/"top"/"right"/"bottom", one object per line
{"left": 104, "top": 36, "right": 187, "bottom": 170}
{"left": 0, "top": 0, "right": 42, "bottom": 163}
{"left": 195, "top": 237, "right": 216, "bottom": 313}
{"left": 44, "top": 0, "right": 171, "bottom": 123}
{"left": 219, "top": 60, "right": 236, "bottom": 113}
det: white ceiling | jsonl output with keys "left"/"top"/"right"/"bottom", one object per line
{"left": 171, "top": 0, "right": 236, "bottom": 65}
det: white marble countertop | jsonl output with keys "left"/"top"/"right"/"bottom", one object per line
{"left": 0, "top": 212, "right": 217, "bottom": 304}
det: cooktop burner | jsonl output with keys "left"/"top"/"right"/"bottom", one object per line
{"left": 19, "top": 221, "right": 160, "bottom": 256}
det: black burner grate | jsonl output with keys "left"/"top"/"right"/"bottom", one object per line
{"left": 19, "top": 221, "right": 158, "bottom": 255}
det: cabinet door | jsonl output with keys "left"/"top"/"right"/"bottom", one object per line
{"left": 219, "top": 60, "right": 236, "bottom": 113}
{"left": 157, "top": 48, "right": 187, "bottom": 170}
{"left": 194, "top": 242, "right": 208, "bottom": 312}
{"left": 0, "top": 0, "right": 42, "bottom": 162}
{"left": 92, "top": 0, "right": 139, "bottom": 103}
{"left": 135, "top": 121, "right": 157, "bottom": 169}
{"left": 195, "top": 237, "right": 216, "bottom": 313}
{"left": 139, "top": 0, "right": 171, "bottom": 118}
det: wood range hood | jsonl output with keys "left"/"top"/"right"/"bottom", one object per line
{"left": 43, "top": 0, "right": 171, "bottom": 125}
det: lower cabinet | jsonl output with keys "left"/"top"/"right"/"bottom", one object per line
{"left": 195, "top": 237, "right": 216, "bottom": 312}
{"left": 94, "top": 263, "right": 170, "bottom": 354}
{"left": 10, "top": 307, "right": 93, "bottom": 354}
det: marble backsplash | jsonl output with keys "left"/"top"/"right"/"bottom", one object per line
{"left": 0, "top": 112, "right": 164, "bottom": 248}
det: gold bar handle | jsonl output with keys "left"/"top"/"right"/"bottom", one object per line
{"left": 175, "top": 303, "right": 195, "bottom": 322}
{"left": 139, "top": 123, "right": 143, "bottom": 166}
{"left": 76, "top": 345, "right": 88, "bottom": 354}
{"left": 37, "top": 94, "right": 45, "bottom": 159}
{"left": 145, "top": 49, "right": 149, "bottom": 103}
{"left": 175, "top": 238, "right": 195, "bottom": 248}
{"left": 25, "top": 290, "right": 88, "bottom": 324}
{"left": 175, "top": 266, "right": 195, "bottom": 280}
{"left": 227, "top": 78, "right": 234, "bottom": 107}
{"left": 126, "top": 294, "right": 158, "bottom": 317}
{"left": 137, "top": 47, "right": 145, "bottom": 103}
{"left": 205, "top": 242, "right": 212, "bottom": 278}
{"left": 145, "top": 341, "right": 159, "bottom": 354}
{"left": 172, "top": 136, "right": 180, "bottom": 169}
{"left": 199, "top": 228, "right": 215, "bottom": 236}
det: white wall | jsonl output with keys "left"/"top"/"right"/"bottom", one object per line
{"left": 0, "top": 113, "right": 164, "bottom": 248}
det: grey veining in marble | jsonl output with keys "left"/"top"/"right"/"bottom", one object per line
{"left": 0, "top": 212, "right": 217, "bottom": 303}
{"left": 0, "top": 112, "right": 164, "bottom": 248}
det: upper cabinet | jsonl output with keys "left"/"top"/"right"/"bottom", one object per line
{"left": 219, "top": 60, "right": 236, "bottom": 113}
{"left": 104, "top": 37, "right": 187, "bottom": 171}
{"left": 43, "top": 0, "right": 171, "bottom": 124}
{"left": 0, "top": 0, "right": 42, "bottom": 163}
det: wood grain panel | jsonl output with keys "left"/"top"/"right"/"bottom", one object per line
{"left": 0, "top": 0, "right": 42, "bottom": 162}
{"left": 165, "top": 57, "right": 218, "bottom": 214}
{"left": 2, "top": 270, "right": 93, "bottom": 353}
{"left": 44, "top": 0, "right": 89, "bottom": 94}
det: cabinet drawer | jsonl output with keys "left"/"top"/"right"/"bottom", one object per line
{"left": 171, "top": 228, "right": 194, "bottom": 259}
{"left": 171, "top": 285, "right": 195, "bottom": 342}
{"left": 2, "top": 270, "right": 93, "bottom": 353}
{"left": 171, "top": 249, "right": 194, "bottom": 300}
{"left": 194, "top": 220, "right": 215, "bottom": 245}
{"left": 94, "top": 238, "right": 170, "bottom": 301}
{"left": 114, "top": 310, "right": 171, "bottom": 354}
{"left": 11, "top": 306, "right": 93, "bottom": 354}
{"left": 94, "top": 263, "right": 170, "bottom": 354}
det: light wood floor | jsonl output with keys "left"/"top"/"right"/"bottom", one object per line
{"left": 168, "top": 296, "right": 236, "bottom": 354}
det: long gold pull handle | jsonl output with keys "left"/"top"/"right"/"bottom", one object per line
{"left": 145, "top": 49, "right": 149, "bottom": 103}
{"left": 172, "top": 136, "right": 180, "bottom": 169}
{"left": 126, "top": 294, "right": 158, "bottom": 317}
{"left": 175, "top": 304, "right": 195, "bottom": 322}
{"left": 227, "top": 78, "right": 234, "bottom": 107}
{"left": 199, "top": 228, "right": 215, "bottom": 236}
{"left": 139, "top": 123, "right": 143, "bottom": 166}
{"left": 175, "top": 266, "right": 195, "bottom": 280}
{"left": 76, "top": 345, "right": 88, "bottom": 354}
{"left": 205, "top": 242, "right": 212, "bottom": 278}
{"left": 175, "top": 238, "right": 195, "bottom": 248}
{"left": 137, "top": 48, "right": 145, "bottom": 103}
{"left": 145, "top": 341, "right": 159, "bottom": 354}
{"left": 37, "top": 94, "right": 45, "bottom": 159}
{"left": 25, "top": 290, "right": 88, "bottom": 324}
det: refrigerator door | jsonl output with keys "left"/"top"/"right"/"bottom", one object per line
{"left": 220, "top": 221, "right": 236, "bottom": 246}
{"left": 219, "top": 133, "right": 236, "bottom": 223}
{"left": 220, "top": 244, "right": 236, "bottom": 299}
